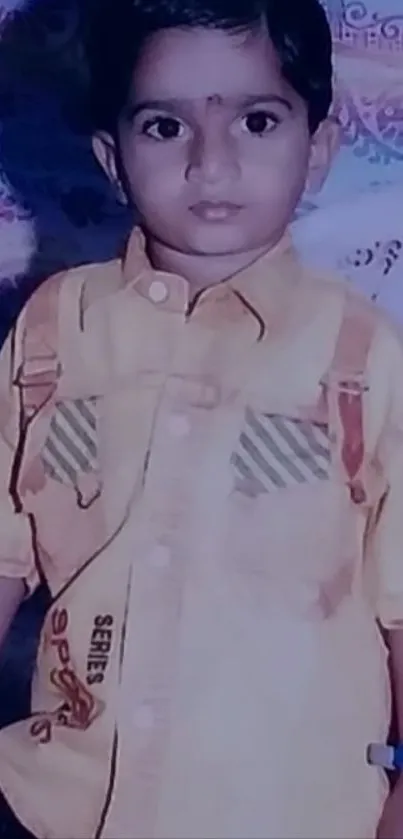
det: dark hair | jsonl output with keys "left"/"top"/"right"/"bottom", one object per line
{"left": 81, "top": 0, "right": 333, "bottom": 135}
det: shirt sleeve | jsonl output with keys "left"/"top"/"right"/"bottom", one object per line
{"left": 0, "top": 324, "right": 38, "bottom": 593}
{"left": 366, "top": 322, "right": 403, "bottom": 629}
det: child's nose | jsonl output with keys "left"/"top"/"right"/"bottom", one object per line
{"left": 185, "top": 125, "right": 240, "bottom": 186}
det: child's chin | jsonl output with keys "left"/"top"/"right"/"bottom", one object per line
{"left": 185, "top": 220, "right": 251, "bottom": 256}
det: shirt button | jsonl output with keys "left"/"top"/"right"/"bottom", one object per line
{"left": 168, "top": 413, "right": 190, "bottom": 437}
{"left": 133, "top": 704, "right": 155, "bottom": 730}
{"left": 148, "top": 544, "right": 171, "bottom": 568}
{"left": 148, "top": 280, "right": 168, "bottom": 304}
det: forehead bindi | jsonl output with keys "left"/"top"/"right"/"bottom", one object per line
{"left": 207, "top": 94, "right": 223, "bottom": 107}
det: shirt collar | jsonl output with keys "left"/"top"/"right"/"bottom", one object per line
{"left": 122, "top": 226, "right": 303, "bottom": 338}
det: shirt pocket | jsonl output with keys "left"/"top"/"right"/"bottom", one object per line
{"left": 18, "top": 396, "right": 107, "bottom": 591}
{"left": 227, "top": 407, "right": 360, "bottom": 620}
{"left": 41, "top": 397, "right": 101, "bottom": 508}
{"left": 231, "top": 406, "right": 331, "bottom": 498}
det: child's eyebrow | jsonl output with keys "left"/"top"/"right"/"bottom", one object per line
{"left": 236, "top": 94, "right": 293, "bottom": 111}
{"left": 126, "top": 99, "right": 185, "bottom": 119}
{"left": 126, "top": 94, "right": 293, "bottom": 120}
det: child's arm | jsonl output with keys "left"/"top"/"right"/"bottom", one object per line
{"left": 366, "top": 324, "right": 403, "bottom": 837}
{"left": 377, "top": 629, "right": 403, "bottom": 838}
{"left": 0, "top": 326, "right": 39, "bottom": 650}
{"left": 389, "top": 630, "right": 403, "bottom": 735}
{"left": 0, "top": 577, "right": 25, "bottom": 648}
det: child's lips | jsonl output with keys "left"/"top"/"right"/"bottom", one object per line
{"left": 189, "top": 201, "right": 242, "bottom": 221}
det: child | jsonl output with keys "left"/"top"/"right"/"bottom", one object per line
{"left": 0, "top": 0, "right": 403, "bottom": 836}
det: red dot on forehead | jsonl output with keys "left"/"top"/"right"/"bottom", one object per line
{"left": 206, "top": 94, "right": 223, "bottom": 106}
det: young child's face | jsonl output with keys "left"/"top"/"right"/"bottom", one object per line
{"left": 97, "top": 27, "right": 334, "bottom": 258}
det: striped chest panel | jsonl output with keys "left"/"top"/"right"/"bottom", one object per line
{"left": 41, "top": 398, "right": 98, "bottom": 486}
{"left": 232, "top": 408, "right": 331, "bottom": 496}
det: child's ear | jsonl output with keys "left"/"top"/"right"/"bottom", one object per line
{"left": 92, "top": 132, "right": 128, "bottom": 205}
{"left": 306, "top": 116, "right": 340, "bottom": 194}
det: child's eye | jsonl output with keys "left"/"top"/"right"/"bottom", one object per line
{"left": 240, "top": 110, "right": 279, "bottom": 135}
{"left": 141, "top": 116, "right": 185, "bottom": 140}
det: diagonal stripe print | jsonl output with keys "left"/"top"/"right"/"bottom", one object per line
{"left": 41, "top": 445, "right": 68, "bottom": 484}
{"left": 53, "top": 410, "right": 98, "bottom": 472}
{"left": 240, "top": 430, "right": 287, "bottom": 489}
{"left": 231, "top": 451, "right": 267, "bottom": 495}
{"left": 74, "top": 398, "right": 97, "bottom": 430}
{"left": 51, "top": 415, "right": 94, "bottom": 473}
{"left": 41, "top": 452, "right": 68, "bottom": 485}
{"left": 256, "top": 420, "right": 318, "bottom": 486}
{"left": 295, "top": 420, "right": 330, "bottom": 462}
{"left": 43, "top": 434, "right": 78, "bottom": 485}
{"left": 255, "top": 419, "right": 319, "bottom": 485}
{"left": 42, "top": 398, "right": 98, "bottom": 486}
{"left": 232, "top": 410, "right": 330, "bottom": 493}
{"left": 246, "top": 409, "right": 307, "bottom": 484}
{"left": 57, "top": 402, "right": 97, "bottom": 460}
{"left": 269, "top": 415, "right": 329, "bottom": 480}
{"left": 283, "top": 420, "right": 330, "bottom": 478}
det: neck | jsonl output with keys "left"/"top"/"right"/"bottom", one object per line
{"left": 146, "top": 236, "right": 284, "bottom": 293}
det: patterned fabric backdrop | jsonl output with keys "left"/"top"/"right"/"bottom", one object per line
{"left": 0, "top": 0, "right": 402, "bottom": 342}
{"left": 294, "top": 0, "right": 403, "bottom": 310}
{"left": 320, "top": 0, "right": 403, "bottom": 205}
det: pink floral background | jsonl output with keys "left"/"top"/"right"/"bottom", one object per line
{"left": 293, "top": 0, "right": 403, "bottom": 313}
{"left": 320, "top": 0, "right": 403, "bottom": 203}
{"left": 0, "top": 0, "right": 402, "bottom": 341}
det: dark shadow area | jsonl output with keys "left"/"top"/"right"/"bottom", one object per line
{"left": 0, "top": 0, "right": 132, "bottom": 345}
{"left": 0, "top": 585, "right": 50, "bottom": 837}
{"left": 0, "top": 7, "right": 131, "bottom": 831}
{"left": 0, "top": 585, "right": 51, "bottom": 730}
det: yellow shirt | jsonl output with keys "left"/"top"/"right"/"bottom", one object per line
{"left": 0, "top": 228, "right": 402, "bottom": 838}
